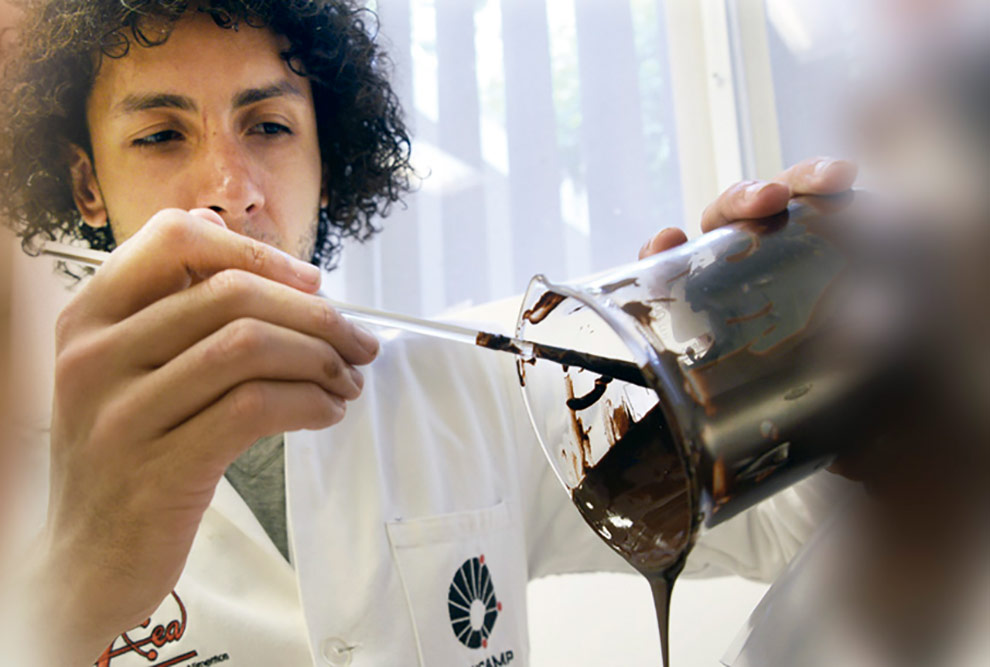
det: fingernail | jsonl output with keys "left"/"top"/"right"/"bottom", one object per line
{"left": 745, "top": 181, "right": 771, "bottom": 199}
{"left": 354, "top": 325, "right": 379, "bottom": 357}
{"left": 283, "top": 253, "right": 320, "bottom": 284}
{"left": 814, "top": 159, "right": 836, "bottom": 176}
{"left": 271, "top": 246, "right": 322, "bottom": 284}
{"left": 349, "top": 366, "right": 364, "bottom": 391}
{"left": 297, "top": 262, "right": 321, "bottom": 285}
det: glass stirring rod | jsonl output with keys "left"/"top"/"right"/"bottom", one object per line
{"left": 39, "top": 242, "right": 649, "bottom": 387}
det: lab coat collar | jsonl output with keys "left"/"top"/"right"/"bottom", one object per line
{"left": 210, "top": 473, "right": 294, "bottom": 575}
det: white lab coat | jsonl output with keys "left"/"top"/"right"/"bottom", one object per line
{"left": 15, "top": 323, "right": 846, "bottom": 667}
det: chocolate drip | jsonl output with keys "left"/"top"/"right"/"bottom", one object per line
{"left": 647, "top": 567, "right": 685, "bottom": 667}
{"left": 566, "top": 376, "right": 613, "bottom": 411}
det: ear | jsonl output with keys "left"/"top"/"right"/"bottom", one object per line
{"left": 67, "top": 144, "right": 108, "bottom": 228}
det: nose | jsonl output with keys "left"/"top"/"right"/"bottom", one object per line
{"left": 194, "top": 133, "right": 265, "bottom": 232}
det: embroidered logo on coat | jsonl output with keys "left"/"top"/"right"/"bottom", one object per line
{"left": 93, "top": 591, "right": 227, "bottom": 667}
{"left": 448, "top": 555, "right": 502, "bottom": 649}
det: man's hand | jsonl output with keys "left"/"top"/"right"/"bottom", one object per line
{"left": 639, "top": 157, "right": 857, "bottom": 258}
{"left": 29, "top": 210, "right": 379, "bottom": 665}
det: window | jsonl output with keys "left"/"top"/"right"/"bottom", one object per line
{"left": 326, "top": 0, "right": 686, "bottom": 317}
{"left": 726, "top": 0, "right": 872, "bottom": 180}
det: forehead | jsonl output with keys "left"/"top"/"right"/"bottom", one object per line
{"left": 0, "top": 0, "right": 20, "bottom": 28}
{"left": 88, "top": 12, "right": 309, "bottom": 111}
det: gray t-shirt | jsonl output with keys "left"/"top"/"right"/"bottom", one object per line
{"left": 224, "top": 433, "right": 290, "bottom": 563}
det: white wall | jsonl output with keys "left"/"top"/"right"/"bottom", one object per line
{"left": 529, "top": 573, "right": 768, "bottom": 666}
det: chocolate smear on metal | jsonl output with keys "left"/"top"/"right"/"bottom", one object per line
{"left": 784, "top": 384, "right": 812, "bottom": 401}
{"left": 599, "top": 277, "right": 639, "bottom": 293}
{"left": 620, "top": 301, "right": 654, "bottom": 327}
{"left": 725, "top": 301, "right": 773, "bottom": 325}
{"left": 724, "top": 232, "right": 761, "bottom": 263}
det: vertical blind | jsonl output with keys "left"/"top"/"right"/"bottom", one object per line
{"left": 761, "top": 0, "right": 869, "bottom": 169}
{"left": 323, "top": 0, "right": 684, "bottom": 317}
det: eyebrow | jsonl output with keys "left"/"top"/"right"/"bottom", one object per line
{"left": 232, "top": 80, "right": 305, "bottom": 109}
{"left": 113, "top": 80, "right": 305, "bottom": 116}
{"left": 116, "top": 92, "right": 196, "bottom": 115}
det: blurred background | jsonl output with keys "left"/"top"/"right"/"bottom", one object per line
{"left": 8, "top": 0, "right": 986, "bottom": 664}
{"left": 321, "top": 0, "right": 871, "bottom": 319}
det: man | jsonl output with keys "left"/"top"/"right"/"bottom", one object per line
{"left": 0, "top": 1, "right": 853, "bottom": 665}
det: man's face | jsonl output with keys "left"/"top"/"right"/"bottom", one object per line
{"left": 81, "top": 12, "right": 324, "bottom": 259}
{"left": 0, "top": 0, "right": 21, "bottom": 63}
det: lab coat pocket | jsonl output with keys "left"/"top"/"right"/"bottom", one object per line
{"left": 386, "top": 501, "right": 528, "bottom": 667}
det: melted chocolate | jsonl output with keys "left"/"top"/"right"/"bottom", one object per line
{"left": 604, "top": 399, "right": 633, "bottom": 446}
{"left": 620, "top": 301, "right": 654, "bottom": 327}
{"left": 570, "top": 403, "right": 692, "bottom": 667}
{"left": 475, "top": 332, "right": 650, "bottom": 388}
{"left": 564, "top": 375, "right": 593, "bottom": 475}
{"left": 475, "top": 332, "right": 523, "bottom": 356}
{"left": 571, "top": 403, "right": 691, "bottom": 577}
{"left": 565, "top": 376, "right": 613, "bottom": 411}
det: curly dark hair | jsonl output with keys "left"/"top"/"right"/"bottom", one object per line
{"left": 0, "top": 0, "right": 412, "bottom": 269}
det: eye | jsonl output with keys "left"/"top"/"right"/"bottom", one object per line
{"left": 249, "top": 122, "right": 292, "bottom": 137}
{"left": 132, "top": 129, "right": 183, "bottom": 147}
